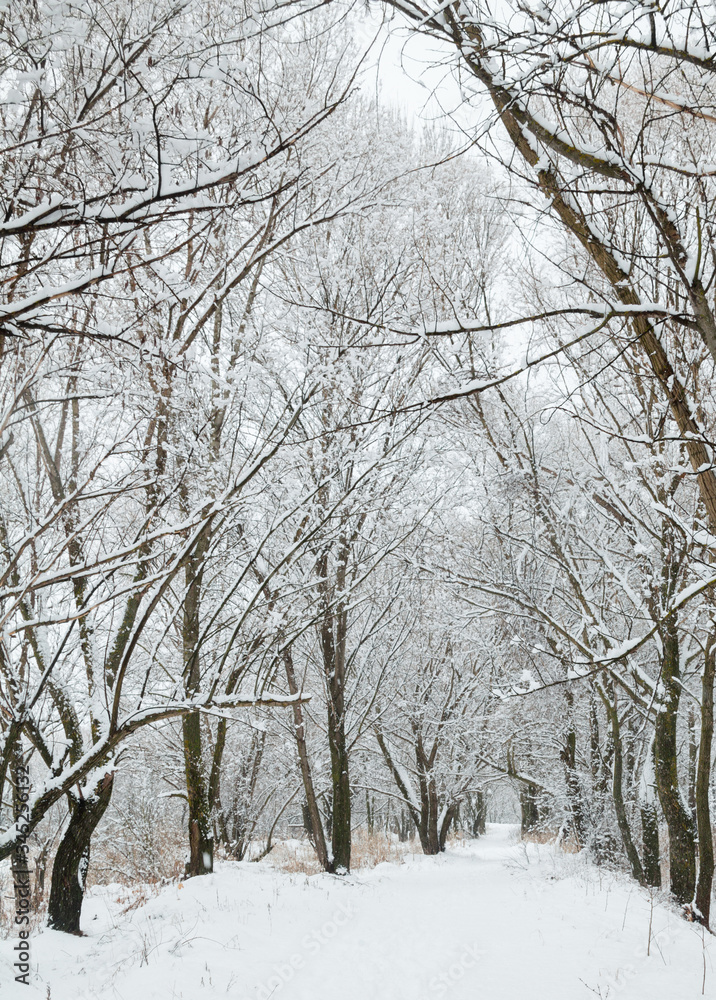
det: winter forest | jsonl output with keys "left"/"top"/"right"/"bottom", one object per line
{"left": 3, "top": 0, "right": 716, "bottom": 997}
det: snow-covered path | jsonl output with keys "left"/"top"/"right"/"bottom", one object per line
{"left": 3, "top": 824, "right": 713, "bottom": 999}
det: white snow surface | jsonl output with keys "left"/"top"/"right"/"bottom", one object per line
{"left": 2, "top": 824, "right": 713, "bottom": 999}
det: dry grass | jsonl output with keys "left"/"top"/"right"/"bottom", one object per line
{"left": 269, "top": 840, "right": 325, "bottom": 875}
{"left": 351, "top": 829, "right": 415, "bottom": 868}
{"left": 111, "top": 882, "right": 165, "bottom": 914}
{"left": 269, "top": 829, "right": 418, "bottom": 875}
{"left": 88, "top": 819, "right": 186, "bottom": 888}
{"left": 521, "top": 828, "right": 581, "bottom": 853}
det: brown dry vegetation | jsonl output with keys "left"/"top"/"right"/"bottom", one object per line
{"left": 267, "top": 829, "right": 421, "bottom": 875}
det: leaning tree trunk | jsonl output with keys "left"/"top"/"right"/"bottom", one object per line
{"left": 438, "top": 804, "right": 455, "bottom": 852}
{"left": 654, "top": 620, "right": 696, "bottom": 906}
{"left": 47, "top": 774, "right": 114, "bottom": 934}
{"left": 376, "top": 728, "right": 422, "bottom": 846}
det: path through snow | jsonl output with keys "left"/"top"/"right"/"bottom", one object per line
{"left": 2, "top": 824, "right": 713, "bottom": 999}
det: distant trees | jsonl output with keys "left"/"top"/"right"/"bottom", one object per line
{"left": 429, "top": 356, "right": 714, "bottom": 916}
{"left": 373, "top": 592, "right": 489, "bottom": 854}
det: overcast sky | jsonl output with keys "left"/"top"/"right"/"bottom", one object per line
{"left": 355, "top": 12, "right": 467, "bottom": 128}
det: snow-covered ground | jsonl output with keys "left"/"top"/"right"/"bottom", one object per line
{"left": 2, "top": 824, "right": 713, "bottom": 999}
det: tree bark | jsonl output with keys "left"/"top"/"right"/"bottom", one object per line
{"left": 417, "top": 772, "right": 441, "bottom": 854}
{"left": 183, "top": 710, "right": 214, "bottom": 877}
{"left": 654, "top": 619, "right": 696, "bottom": 905}
{"left": 182, "top": 530, "right": 213, "bottom": 877}
{"left": 327, "top": 706, "right": 351, "bottom": 870}
{"left": 640, "top": 804, "right": 661, "bottom": 888}
{"left": 318, "top": 549, "right": 351, "bottom": 872}
{"left": 602, "top": 689, "right": 645, "bottom": 883}
{"left": 695, "top": 637, "right": 716, "bottom": 925}
{"left": 47, "top": 774, "right": 114, "bottom": 934}
{"left": 560, "top": 721, "right": 587, "bottom": 848}
{"left": 473, "top": 790, "right": 487, "bottom": 836}
{"left": 688, "top": 705, "right": 698, "bottom": 820}
{"left": 283, "top": 648, "right": 330, "bottom": 870}
{"left": 520, "top": 782, "right": 541, "bottom": 836}
{"left": 438, "top": 804, "right": 455, "bottom": 851}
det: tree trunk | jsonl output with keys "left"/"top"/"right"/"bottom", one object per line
{"left": 283, "top": 648, "right": 330, "bottom": 870}
{"left": 208, "top": 715, "right": 229, "bottom": 847}
{"left": 640, "top": 805, "right": 661, "bottom": 888}
{"left": 414, "top": 736, "right": 444, "bottom": 855}
{"left": 520, "top": 782, "right": 540, "bottom": 836}
{"left": 417, "top": 777, "right": 441, "bottom": 855}
{"left": 318, "top": 558, "right": 351, "bottom": 873}
{"left": 654, "top": 620, "right": 696, "bottom": 905}
{"left": 327, "top": 707, "right": 351, "bottom": 870}
{"left": 182, "top": 531, "right": 213, "bottom": 877}
{"left": 47, "top": 774, "right": 113, "bottom": 934}
{"left": 366, "top": 791, "right": 375, "bottom": 835}
{"left": 375, "top": 728, "right": 446, "bottom": 855}
{"left": 589, "top": 695, "right": 601, "bottom": 789}
{"left": 183, "top": 710, "right": 214, "bottom": 877}
{"left": 473, "top": 790, "right": 487, "bottom": 836}
{"left": 561, "top": 701, "right": 587, "bottom": 847}
{"left": 695, "top": 637, "right": 716, "bottom": 925}
{"left": 603, "top": 690, "right": 644, "bottom": 883}
{"left": 438, "top": 804, "right": 455, "bottom": 851}
{"left": 376, "top": 730, "right": 422, "bottom": 847}
{"left": 396, "top": 808, "right": 413, "bottom": 842}
{"left": 688, "top": 704, "right": 698, "bottom": 820}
